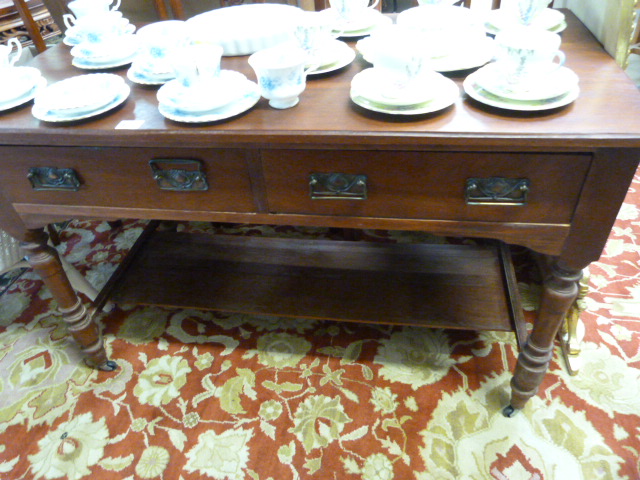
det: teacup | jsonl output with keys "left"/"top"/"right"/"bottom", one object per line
{"left": 136, "top": 21, "right": 191, "bottom": 75}
{"left": 63, "top": 10, "right": 125, "bottom": 33}
{"left": 329, "top": 0, "right": 380, "bottom": 26}
{"left": 0, "top": 38, "right": 22, "bottom": 70}
{"left": 293, "top": 10, "right": 342, "bottom": 66}
{"left": 171, "top": 43, "right": 223, "bottom": 88}
{"left": 494, "top": 26, "right": 565, "bottom": 86}
{"left": 516, "top": 0, "right": 552, "bottom": 25}
{"left": 68, "top": 0, "right": 120, "bottom": 18}
{"left": 248, "top": 45, "right": 316, "bottom": 109}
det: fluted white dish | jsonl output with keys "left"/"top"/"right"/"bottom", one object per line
{"left": 187, "top": 4, "right": 302, "bottom": 56}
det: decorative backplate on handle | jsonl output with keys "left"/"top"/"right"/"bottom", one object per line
{"left": 149, "top": 159, "right": 208, "bottom": 191}
{"left": 465, "top": 177, "right": 530, "bottom": 206}
{"left": 309, "top": 173, "right": 367, "bottom": 200}
{"left": 27, "top": 167, "right": 81, "bottom": 191}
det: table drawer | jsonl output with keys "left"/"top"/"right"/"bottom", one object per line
{"left": 0, "top": 146, "right": 257, "bottom": 213}
{"left": 262, "top": 150, "right": 591, "bottom": 224}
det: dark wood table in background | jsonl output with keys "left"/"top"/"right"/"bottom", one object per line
{"left": 1, "top": 11, "right": 639, "bottom": 414}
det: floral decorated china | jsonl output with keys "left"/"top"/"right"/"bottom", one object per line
{"left": 0, "top": 76, "right": 47, "bottom": 111}
{"left": 306, "top": 40, "right": 355, "bottom": 74}
{"left": 157, "top": 70, "right": 248, "bottom": 114}
{"left": 474, "top": 63, "right": 578, "bottom": 102}
{"left": 485, "top": 8, "right": 566, "bottom": 35}
{"left": 158, "top": 81, "right": 261, "bottom": 123}
{"left": 351, "top": 67, "right": 443, "bottom": 107}
{"left": 33, "top": 74, "right": 125, "bottom": 116}
{"left": 463, "top": 71, "right": 579, "bottom": 111}
{"left": 0, "top": 66, "right": 42, "bottom": 103}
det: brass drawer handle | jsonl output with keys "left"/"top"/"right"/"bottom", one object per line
{"left": 149, "top": 159, "right": 208, "bottom": 191}
{"left": 309, "top": 173, "right": 367, "bottom": 200}
{"left": 27, "top": 167, "right": 81, "bottom": 191}
{"left": 465, "top": 177, "right": 530, "bottom": 206}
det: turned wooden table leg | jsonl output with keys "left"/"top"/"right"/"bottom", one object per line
{"left": 504, "top": 260, "right": 582, "bottom": 416}
{"left": 21, "top": 228, "right": 117, "bottom": 371}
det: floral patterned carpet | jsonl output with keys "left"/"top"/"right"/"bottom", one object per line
{"left": 1, "top": 170, "right": 639, "bottom": 480}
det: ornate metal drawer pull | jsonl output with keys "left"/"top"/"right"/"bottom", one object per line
{"left": 27, "top": 167, "right": 81, "bottom": 191}
{"left": 465, "top": 177, "right": 530, "bottom": 206}
{"left": 149, "top": 159, "right": 208, "bottom": 192}
{"left": 309, "top": 173, "right": 367, "bottom": 200}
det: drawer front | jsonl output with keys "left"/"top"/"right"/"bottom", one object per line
{"left": 262, "top": 150, "right": 591, "bottom": 224}
{"left": 1, "top": 146, "right": 257, "bottom": 213}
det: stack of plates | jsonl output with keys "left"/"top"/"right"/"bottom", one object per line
{"left": 127, "top": 57, "right": 175, "bottom": 85}
{"left": 0, "top": 67, "right": 47, "bottom": 112}
{"left": 32, "top": 73, "right": 130, "bottom": 122}
{"left": 485, "top": 8, "right": 566, "bottom": 35}
{"left": 70, "top": 34, "right": 139, "bottom": 69}
{"left": 463, "top": 62, "right": 580, "bottom": 111}
{"left": 350, "top": 68, "right": 459, "bottom": 115}
{"left": 328, "top": 8, "right": 392, "bottom": 38}
{"left": 63, "top": 14, "right": 135, "bottom": 46}
{"left": 156, "top": 70, "right": 260, "bottom": 123}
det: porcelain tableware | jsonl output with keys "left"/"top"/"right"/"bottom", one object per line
{"left": 484, "top": 7, "right": 565, "bottom": 35}
{"left": 249, "top": 45, "right": 316, "bottom": 109}
{"left": 63, "top": 10, "right": 124, "bottom": 32}
{"left": 171, "top": 43, "right": 223, "bottom": 89}
{"left": 294, "top": 10, "right": 343, "bottom": 66}
{"left": 463, "top": 71, "right": 579, "bottom": 111}
{"left": 0, "top": 76, "right": 46, "bottom": 112}
{"left": 135, "top": 20, "right": 191, "bottom": 77}
{"left": 493, "top": 26, "right": 565, "bottom": 89}
{"left": 350, "top": 67, "right": 441, "bottom": 106}
{"left": 329, "top": 0, "right": 380, "bottom": 28}
{"left": 33, "top": 73, "right": 125, "bottom": 116}
{"left": 396, "top": 5, "right": 486, "bottom": 59}
{"left": 306, "top": 39, "right": 355, "bottom": 74}
{"left": 0, "top": 66, "right": 42, "bottom": 103}
{"left": 516, "top": 0, "right": 552, "bottom": 25}
{"left": 0, "top": 38, "right": 22, "bottom": 70}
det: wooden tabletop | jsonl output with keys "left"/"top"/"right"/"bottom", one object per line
{"left": 1, "top": 9, "right": 640, "bottom": 150}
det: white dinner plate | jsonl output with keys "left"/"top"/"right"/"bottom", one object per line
{"left": 158, "top": 81, "right": 260, "bottom": 123}
{"left": 0, "top": 77, "right": 47, "bottom": 112}
{"left": 463, "top": 72, "right": 579, "bottom": 111}
{"left": 485, "top": 8, "right": 566, "bottom": 35}
{"left": 32, "top": 82, "right": 130, "bottom": 122}
{"left": 473, "top": 63, "right": 579, "bottom": 102}
{"left": 351, "top": 73, "right": 459, "bottom": 115}
{"left": 157, "top": 70, "right": 248, "bottom": 113}
{"left": 308, "top": 40, "right": 356, "bottom": 75}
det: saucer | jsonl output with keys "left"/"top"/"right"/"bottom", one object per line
{"left": 33, "top": 73, "right": 125, "bottom": 116}
{"left": 157, "top": 70, "right": 248, "bottom": 113}
{"left": 463, "top": 72, "right": 579, "bottom": 111}
{"left": 351, "top": 71, "right": 459, "bottom": 115}
{"left": 70, "top": 34, "right": 138, "bottom": 60}
{"left": 332, "top": 10, "right": 392, "bottom": 37}
{"left": 72, "top": 51, "right": 138, "bottom": 69}
{"left": 0, "top": 77, "right": 47, "bottom": 112}
{"left": 127, "top": 63, "right": 175, "bottom": 85}
{"left": 351, "top": 68, "right": 442, "bottom": 106}
{"left": 307, "top": 40, "right": 356, "bottom": 75}
{"left": 356, "top": 35, "right": 495, "bottom": 73}
{"left": 485, "top": 8, "right": 566, "bottom": 35}
{"left": 474, "top": 63, "right": 579, "bottom": 101}
{"left": 63, "top": 20, "right": 134, "bottom": 46}
{"left": 158, "top": 81, "right": 260, "bottom": 123}
{"left": 32, "top": 82, "right": 130, "bottom": 122}
{"left": 0, "top": 67, "right": 43, "bottom": 103}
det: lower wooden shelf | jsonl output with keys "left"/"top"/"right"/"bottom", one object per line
{"left": 100, "top": 222, "right": 527, "bottom": 346}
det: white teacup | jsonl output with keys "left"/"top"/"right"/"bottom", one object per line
{"left": 293, "top": 10, "right": 342, "bottom": 66}
{"left": 0, "top": 38, "right": 22, "bottom": 70}
{"left": 68, "top": 0, "right": 120, "bottom": 18}
{"left": 248, "top": 45, "right": 316, "bottom": 109}
{"left": 329, "top": 0, "right": 380, "bottom": 25}
{"left": 171, "top": 43, "right": 223, "bottom": 89}
{"left": 136, "top": 21, "right": 191, "bottom": 75}
{"left": 494, "top": 26, "right": 565, "bottom": 86}
{"left": 63, "top": 10, "right": 125, "bottom": 33}
{"left": 516, "top": 0, "right": 552, "bottom": 25}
